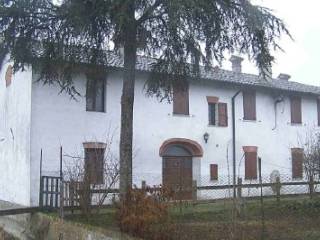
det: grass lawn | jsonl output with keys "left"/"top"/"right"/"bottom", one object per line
{"left": 61, "top": 196, "right": 320, "bottom": 240}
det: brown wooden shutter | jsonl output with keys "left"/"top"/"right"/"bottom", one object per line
{"left": 245, "top": 152, "right": 257, "bottom": 180}
{"left": 317, "top": 99, "right": 320, "bottom": 126}
{"left": 218, "top": 102, "right": 228, "bottom": 127}
{"left": 210, "top": 164, "right": 218, "bottom": 180}
{"left": 243, "top": 91, "right": 256, "bottom": 120}
{"left": 85, "top": 148, "right": 104, "bottom": 184}
{"left": 291, "top": 148, "right": 303, "bottom": 178}
{"left": 5, "top": 65, "right": 13, "bottom": 87}
{"left": 290, "top": 97, "right": 302, "bottom": 124}
{"left": 173, "top": 83, "right": 189, "bottom": 115}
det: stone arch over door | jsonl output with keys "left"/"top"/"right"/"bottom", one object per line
{"left": 159, "top": 138, "right": 203, "bottom": 200}
{"left": 159, "top": 138, "right": 203, "bottom": 157}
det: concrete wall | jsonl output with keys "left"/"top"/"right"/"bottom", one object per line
{"left": 0, "top": 58, "right": 32, "bottom": 206}
{"left": 29, "top": 69, "right": 320, "bottom": 204}
{"left": 0, "top": 199, "right": 136, "bottom": 240}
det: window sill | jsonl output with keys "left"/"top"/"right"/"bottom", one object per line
{"left": 86, "top": 110, "right": 106, "bottom": 114}
{"left": 244, "top": 178, "right": 258, "bottom": 181}
{"left": 290, "top": 123, "right": 303, "bottom": 126}
{"left": 242, "top": 119, "right": 257, "bottom": 122}
{"left": 207, "top": 124, "right": 228, "bottom": 128}
{"left": 170, "top": 113, "right": 194, "bottom": 118}
{"left": 292, "top": 177, "right": 303, "bottom": 181}
{"left": 210, "top": 179, "right": 218, "bottom": 182}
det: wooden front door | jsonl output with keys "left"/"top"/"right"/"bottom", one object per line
{"left": 163, "top": 156, "right": 193, "bottom": 200}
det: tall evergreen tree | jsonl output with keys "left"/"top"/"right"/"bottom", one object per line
{"left": 0, "top": 0, "right": 290, "bottom": 194}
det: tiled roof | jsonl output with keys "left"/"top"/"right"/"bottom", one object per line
{"left": 106, "top": 52, "right": 320, "bottom": 96}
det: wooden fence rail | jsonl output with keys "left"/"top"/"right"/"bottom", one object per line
{"left": 197, "top": 181, "right": 320, "bottom": 190}
{"left": 195, "top": 177, "right": 319, "bottom": 201}
{"left": 38, "top": 176, "right": 319, "bottom": 212}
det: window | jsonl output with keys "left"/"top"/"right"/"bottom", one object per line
{"left": 210, "top": 164, "right": 218, "bottom": 180}
{"left": 207, "top": 96, "right": 228, "bottom": 127}
{"left": 86, "top": 77, "right": 105, "bottom": 112}
{"left": 243, "top": 91, "right": 256, "bottom": 120}
{"left": 243, "top": 146, "right": 258, "bottom": 180}
{"left": 208, "top": 103, "right": 217, "bottom": 125}
{"left": 317, "top": 99, "right": 320, "bottom": 126}
{"left": 290, "top": 96, "right": 302, "bottom": 124}
{"left": 173, "top": 83, "right": 189, "bottom": 115}
{"left": 291, "top": 148, "right": 303, "bottom": 179}
{"left": 84, "top": 143, "right": 105, "bottom": 184}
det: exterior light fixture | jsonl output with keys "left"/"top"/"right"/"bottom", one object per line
{"left": 203, "top": 132, "right": 209, "bottom": 143}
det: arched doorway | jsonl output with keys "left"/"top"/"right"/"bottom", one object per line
{"left": 159, "top": 138, "right": 203, "bottom": 200}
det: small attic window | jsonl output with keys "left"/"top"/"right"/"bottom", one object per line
{"left": 5, "top": 65, "right": 13, "bottom": 87}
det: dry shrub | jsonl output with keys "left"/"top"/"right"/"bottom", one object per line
{"left": 116, "top": 186, "right": 174, "bottom": 239}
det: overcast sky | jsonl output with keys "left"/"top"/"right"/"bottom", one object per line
{"left": 223, "top": 0, "right": 320, "bottom": 87}
{"left": 53, "top": 0, "right": 319, "bottom": 86}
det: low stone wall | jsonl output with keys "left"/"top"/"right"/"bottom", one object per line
{"left": 0, "top": 200, "right": 33, "bottom": 240}
{"left": 30, "top": 213, "right": 138, "bottom": 240}
{"left": 0, "top": 200, "right": 137, "bottom": 240}
{"left": 0, "top": 227, "right": 19, "bottom": 240}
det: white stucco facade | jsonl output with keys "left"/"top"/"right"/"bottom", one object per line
{"left": 1, "top": 61, "right": 320, "bottom": 206}
{"left": 0, "top": 58, "right": 32, "bottom": 206}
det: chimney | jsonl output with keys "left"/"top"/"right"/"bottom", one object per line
{"left": 230, "top": 55, "right": 244, "bottom": 73}
{"left": 278, "top": 73, "right": 291, "bottom": 81}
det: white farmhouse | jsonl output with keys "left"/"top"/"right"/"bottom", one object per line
{"left": 1, "top": 53, "right": 320, "bottom": 206}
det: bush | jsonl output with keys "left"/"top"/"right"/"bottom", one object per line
{"left": 116, "top": 186, "right": 174, "bottom": 239}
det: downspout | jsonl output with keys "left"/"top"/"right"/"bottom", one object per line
{"left": 232, "top": 90, "right": 241, "bottom": 199}
{"left": 272, "top": 97, "right": 284, "bottom": 130}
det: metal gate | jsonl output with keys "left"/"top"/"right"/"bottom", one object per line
{"left": 39, "top": 176, "right": 61, "bottom": 208}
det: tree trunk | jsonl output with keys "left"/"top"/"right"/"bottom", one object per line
{"left": 119, "top": 2, "right": 137, "bottom": 195}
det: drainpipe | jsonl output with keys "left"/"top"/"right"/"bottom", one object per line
{"left": 232, "top": 90, "right": 241, "bottom": 199}
{"left": 272, "top": 96, "right": 284, "bottom": 131}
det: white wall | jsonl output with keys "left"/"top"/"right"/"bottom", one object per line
{"left": 29, "top": 69, "right": 320, "bottom": 204}
{"left": 0, "top": 58, "right": 32, "bottom": 206}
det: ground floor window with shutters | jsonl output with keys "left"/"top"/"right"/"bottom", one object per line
{"left": 243, "top": 146, "right": 258, "bottom": 180}
{"left": 210, "top": 164, "right": 218, "bottom": 180}
{"left": 83, "top": 142, "right": 106, "bottom": 184}
{"left": 207, "top": 96, "right": 228, "bottom": 127}
{"left": 291, "top": 148, "right": 304, "bottom": 179}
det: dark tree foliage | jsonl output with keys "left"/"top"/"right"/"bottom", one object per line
{"left": 0, "top": 0, "right": 290, "bottom": 194}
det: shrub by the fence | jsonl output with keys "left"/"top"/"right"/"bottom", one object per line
{"left": 116, "top": 186, "right": 174, "bottom": 239}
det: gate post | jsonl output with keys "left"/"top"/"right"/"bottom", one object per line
{"left": 275, "top": 177, "right": 281, "bottom": 203}
{"left": 192, "top": 180, "right": 197, "bottom": 201}
{"left": 237, "top": 177, "right": 242, "bottom": 199}
{"left": 309, "top": 175, "right": 314, "bottom": 199}
{"left": 59, "top": 178, "right": 64, "bottom": 219}
{"left": 39, "top": 149, "right": 43, "bottom": 207}
{"left": 39, "top": 176, "right": 43, "bottom": 207}
{"left": 141, "top": 180, "right": 146, "bottom": 190}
